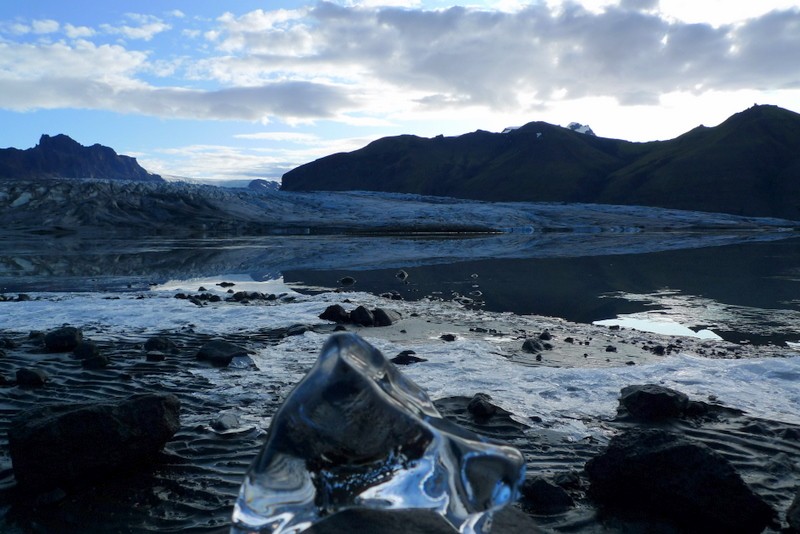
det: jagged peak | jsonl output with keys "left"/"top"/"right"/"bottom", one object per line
{"left": 37, "top": 133, "right": 84, "bottom": 150}
{"left": 567, "top": 122, "right": 596, "bottom": 136}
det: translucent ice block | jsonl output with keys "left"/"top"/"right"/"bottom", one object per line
{"left": 231, "top": 333, "right": 525, "bottom": 534}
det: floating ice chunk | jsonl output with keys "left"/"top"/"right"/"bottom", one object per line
{"left": 231, "top": 333, "right": 525, "bottom": 534}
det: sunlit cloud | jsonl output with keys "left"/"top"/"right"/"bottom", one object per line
{"left": 100, "top": 13, "right": 171, "bottom": 41}
{"left": 0, "top": 1, "right": 798, "bottom": 182}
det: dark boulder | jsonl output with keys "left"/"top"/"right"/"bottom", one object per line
{"left": 585, "top": 428, "right": 775, "bottom": 533}
{"left": 319, "top": 304, "right": 350, "bottom": 324}
{"left": 305, "top": 507, "right": 544, "bottom": 534}
{"left": 0, "top": 337, "right": 19, "bottom": 349}
{"left": 44, "top": 326, "right": 82, "bottom": 352}
{"left": 467, "top": 393, "right": 497, "bottom": 420}
{"left": 373, "top": 308, "right": 401, "bottom": 327}
{"left": 8, "top": 393, "right": 180, "bottom": 492}
{"left": 522, "top": 338, "right": 545, "bottom": 353}
{"left": 16, "top": 367, "right": 49, "bottom": 387}
{"left": 788, "top": 488, "right": 800, "bottom": 531}
{"left": 618, "top": 384, "right": 689, "bottom": 420}
{"left": 538, "top": 330, "right": 552, "bottom": 341}
{"left": 349, "top": 305, "right": 374, "bottom": 327}
{"left": 520, "top": 477, "right": 575, "bottom": 515}
{"left": 196, "top": 340, "right": 250, "bottom": 367}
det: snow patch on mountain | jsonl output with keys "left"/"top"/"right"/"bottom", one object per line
{"left": 567, "top": 122, "right": 596, "bottom": 136}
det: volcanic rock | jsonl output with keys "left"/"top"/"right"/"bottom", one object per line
{"left": 196, "top": 340, "right": 249, "bottom": 367}
{"left": 585, "top": 428, "right": 775, "bottom": 533}
{"left": 8, "top": 393, "right": 180, "bottom": 492}
{"left": 44, "top": 326, "right": 83, "bottom": 352}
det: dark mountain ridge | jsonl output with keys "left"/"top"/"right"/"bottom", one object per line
{"left": 0, "top": 134, "right": 162, "bottom": 183}
{"left": 281, "top": 105, "right": 800, "bottom": 220}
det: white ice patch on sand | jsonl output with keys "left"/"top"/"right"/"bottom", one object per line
{"left": 2, "top": 287, "right": 799, "bottom": 440}
{"left": 594, "top": 316, "right": 723, "bottom": 340}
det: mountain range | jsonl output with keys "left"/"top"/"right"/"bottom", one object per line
{"left": 0, "top": 134, "right": 162, "bottom": 183}
{"left": 281, "top": 104, "right": 800, "bottom": 220}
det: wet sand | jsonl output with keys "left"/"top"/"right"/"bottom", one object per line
{"left": 0, "top": 294, "right": 799, "bottom": 533}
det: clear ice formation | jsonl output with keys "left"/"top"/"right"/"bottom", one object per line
{"left": 231, "top": 333, "right": 525, "bottom": 534}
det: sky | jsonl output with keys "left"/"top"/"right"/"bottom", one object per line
{"left": 1, "top": 0, "right": 799, "bottom": 184}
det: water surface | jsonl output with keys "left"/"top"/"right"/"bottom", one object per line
{"left": 1, "top": 233, "right": 798, "bottom": 346}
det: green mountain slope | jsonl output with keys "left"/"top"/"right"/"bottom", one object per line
{"left": 281, "top": 104, "right": 800, "bottom": 220}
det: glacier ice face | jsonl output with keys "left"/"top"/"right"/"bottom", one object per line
{"left": 231, "top": 333, "right": 525, "bottom": 534}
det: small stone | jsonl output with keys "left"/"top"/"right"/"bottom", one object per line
{"left": 319, "top": 304, "right": 350, "bottom": 323}
{"left": 391, "top": 351, "right": 428, "bottom": 365}
{"left": 196, "top": 340, "right": 250, "bottom": 368}
{"left": 605, "top": 345, "right": 617, "bottom": 352}
{"left": 350, "top": 306, "right": 375, "bottom": 327}
{"left": 538, "top": 330, "right": 552, "bottom": 341}
{"left": 73, "top": 341, "right": 100, "bottom": 360}
{"left": 440, "top": 333, "right": 456, "bottom": 342}
{"left": 373, "top": 308, "right": 401, "bottom": 327}
{"left": 211, "top": 413, "right": 240, "bottom": 432}
{"left": 338, "top": 276, "right": 356, "bottom": 286}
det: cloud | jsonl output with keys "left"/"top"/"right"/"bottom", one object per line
{"left": 64, "top": 24, "right": 96, "bottom": 39}
{"left": 31, "top": 19, "right": 60, "bottom": 34}
{"left": 201, "top": 2, "right": 800, "bottom": 111}
{"left": 234, "top": 132, "right": 320, "bottom": 142}
{"left": 1, "top": 2, "right": 798, "bottom": 127}
{"left": 100, "top": 13, "right": 171, "bottom": 41}
{"left": 146, "top": 135, "right": 378, "bottom": 181}
{"left": 0, "top": 36, "right": 354, "bottom": 121}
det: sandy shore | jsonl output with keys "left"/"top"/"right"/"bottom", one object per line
{"left": 1, "top": 289, "right": 799, "bottom": 533}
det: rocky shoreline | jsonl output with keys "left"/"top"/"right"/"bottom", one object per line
{"left": 0, "top": 289, "right": 799, "bottom": 533}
